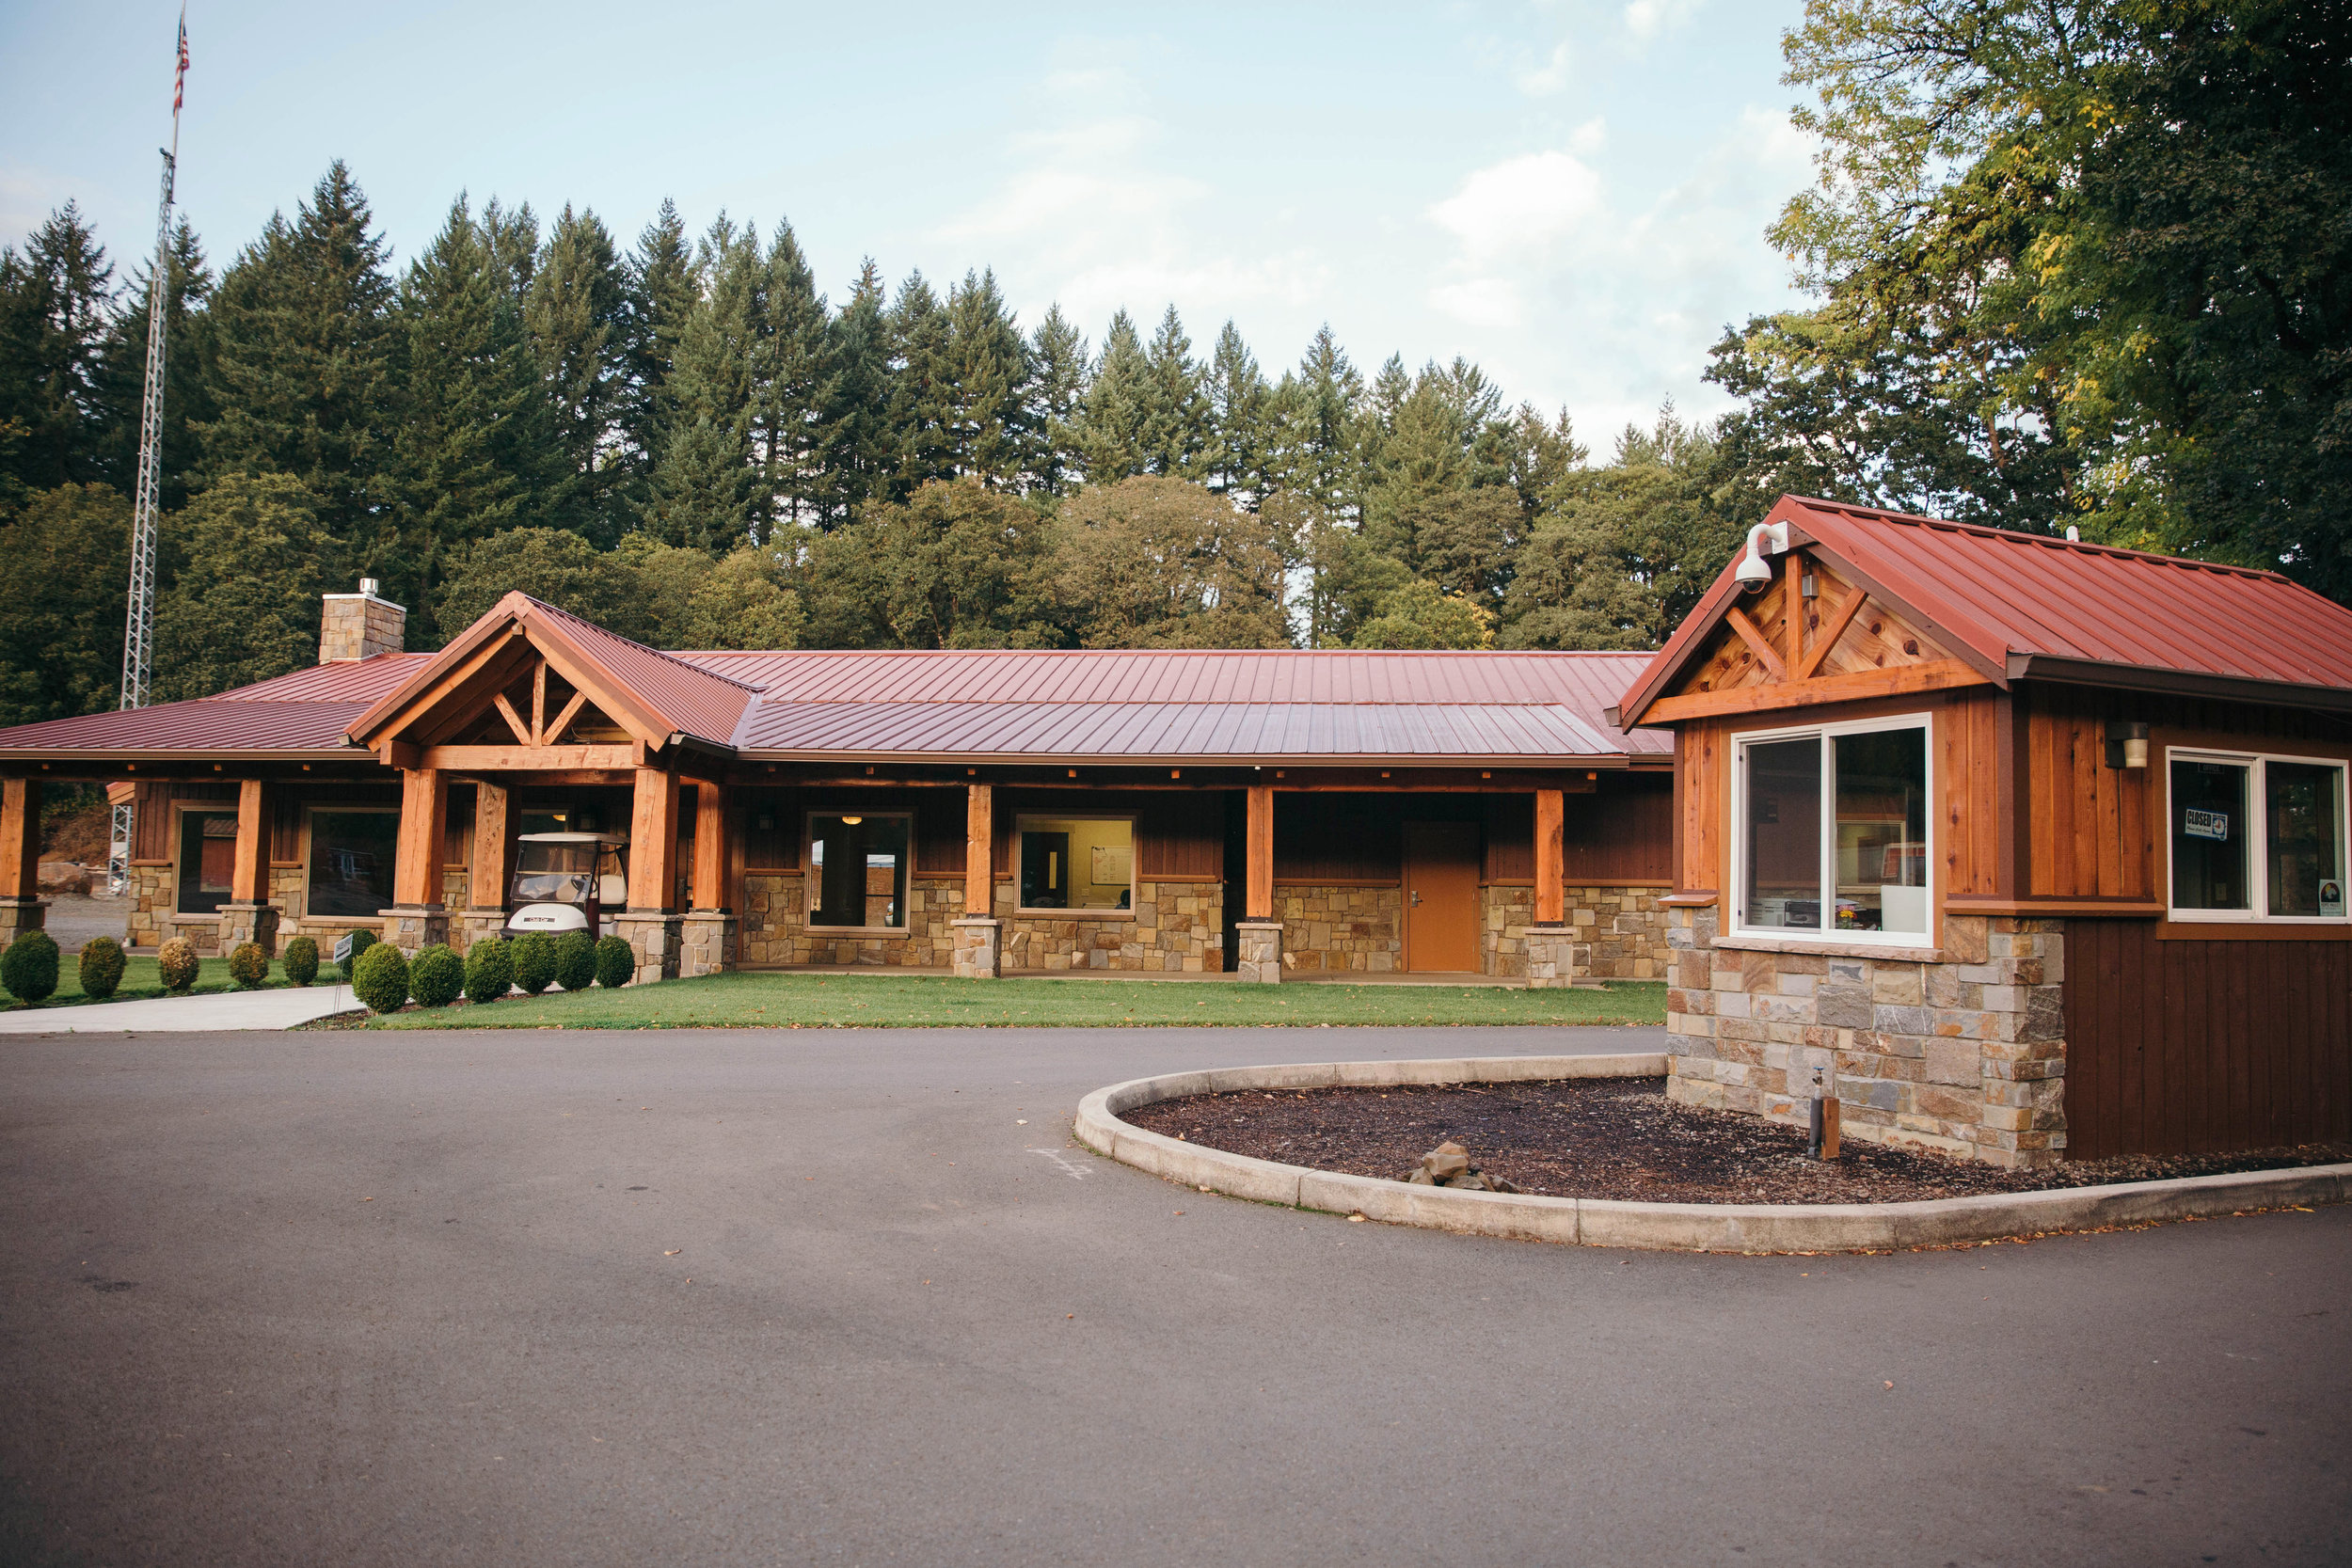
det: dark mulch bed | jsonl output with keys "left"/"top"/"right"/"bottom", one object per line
{"left": 1124, "top": 1078, "right": 2352, "bottom": 1205}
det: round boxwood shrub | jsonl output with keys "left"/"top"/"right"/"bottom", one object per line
{"left": 157, "top": 935, "right": 200, "bottom": 993}
{"left": 351, "top": 941, "right": 410, "bottom": 1015}
{"left": 510, "top": 931, "right": 557, "bottom": 996}
{"left": 463, "top": 936, "right": 512, "bottom": 1005}
{"left": 1, "top": 928, "right": 60, "bottom": 1005}
{"left": 594, "top": 934, "right": 635, "bottom": 989}
{"left": 553, "top": 929, "right": 596, "bottom": 991}
{"left": 339, "top": 927, "right": 375, "bottom": 984}
{"left": 409, "top": 942, "right": 463, "bottom": 1008}
{"left": 228, "top": 941, "right": 270, "bottom": 990}
{"left": 280, "top": 935, "right": 319, "bottom": 988}
{"left": 77, "top": 935, "right": 126, "bottom": 1000}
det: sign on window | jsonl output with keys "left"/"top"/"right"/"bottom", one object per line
{"left": 2183, "top": 808, "right": 2230, "bottom": 842}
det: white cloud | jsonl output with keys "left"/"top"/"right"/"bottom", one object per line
{"left": 1513, "top": 39, "right": 1572, "bottom": 96}
{"left": 1624, "top": 0, "right": 1703, "bottom": 40}
{"left": 1427, "top": 147, "right": 1605, "bottom": 264}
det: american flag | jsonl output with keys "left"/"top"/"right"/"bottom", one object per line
{"left": 173, "top": 11, "right": 188, "bottom": 114}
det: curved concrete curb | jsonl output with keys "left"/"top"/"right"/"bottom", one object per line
{"left": 1073, "top": 1054, "right": 2352, "bottom": 1253}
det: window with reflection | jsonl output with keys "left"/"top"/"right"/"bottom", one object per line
{"left": 1739, "top": 718, "right": 1930, "bottom": 941}
{"left": 807, "top": 813, "right": 909, "bottom": 928}
{"left": 177, "top": 810, "right": 239, "bottom": 914}
{"left": 2169, "top": 751, "right": 2346, "bottom": 922}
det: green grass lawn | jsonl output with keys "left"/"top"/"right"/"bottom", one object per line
{"left": 1, "top": 953, "right": 322, "bottom": 1010}
{"left": 368, "top": 971, "right": 1668, "bottom": 1030}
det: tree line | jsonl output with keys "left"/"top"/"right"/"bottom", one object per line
{"left": 1, "top": 0, "right": 2342, "bottom": 731}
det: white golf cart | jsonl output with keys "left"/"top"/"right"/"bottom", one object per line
{"left": 504, "top": 832, "right": 629, "bottom": 940}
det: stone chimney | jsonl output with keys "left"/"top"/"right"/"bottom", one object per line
{"left": 319, "top": 578, "right": 407, "bottom": 662}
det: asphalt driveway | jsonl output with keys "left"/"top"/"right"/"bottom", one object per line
{"left": 2, "top": 1023, "right": 2345, "bottom": 1567}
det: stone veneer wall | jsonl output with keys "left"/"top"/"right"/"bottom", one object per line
{"left": 1276, "top": 885, "right": 1402, "bottom": 973}
{"left": 1568, "top": 886, "right": 1670, "bottom": 980}
{"left": 1663, "top": 905, "right": 2070, "bottom": 1167}
{"left": 126, "top": 863, "right": 475, "bottom": 954}
{"left": 1483, "top": 885, "right": 1535, "bottom": 976}
{"left": 734, "top": 875, "right": 1222, "bottom": 972}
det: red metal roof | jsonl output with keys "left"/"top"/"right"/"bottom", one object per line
{"left": 212, "top": 653, "right": 433, "bottom": 705}
{"left": 0, "top": 699, "right": 369, "bottom": 755}
{"left": 1618, "top": 496, "right": 2352, "bottom": 723}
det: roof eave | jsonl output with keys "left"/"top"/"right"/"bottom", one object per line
{"left": 2008, "top": 655, "right": 2352, "bottom": 714}
{"left": 736, "top": 749, "right": 1646, "bottom": 768}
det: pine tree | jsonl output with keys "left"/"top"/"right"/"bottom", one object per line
{"left": 755, "top": 218, "right": 829, "bottom": 530}
{"left": 198, "top": 162, "right": 398, "bottom": 561}
{"left": 1136, "top": 306, "right": 1208, "bottom": 480}
{"left": 882, "top": 271, "right": 954, "bottom": 499}
{"left": 0, "top": 203, "right": 119, "bottom": 499}
{"left": 637, "top": 217, "right": 760, "bottom": 550}
{"left": 153, "top": 472, "right": 350, "bottom": 698}
{"left": 1201, "top": 321, "right": 1272, "bottom": 507}
{"left": 1077, "top": 309, "right": 1149, "bottom": 483}
{"left": 478, "top": 198, "right": 539, "bottom": 299}
{"left": 526, "top": 205, "right": 628, "bottom": 546}
{"left": 1025, "top": 304, "right": 1089, "bottom": 496}
{"left": 0, "top": 483, "right": 133, "bottom": 724}
{"left": 617, "top": 199, "right": 696, "bottom": 488}
{"left": 942, "top": 268, "right": 1030, "bottom": 486}
{"left": 816, "top": 259, "right": 892, "bottom": 525}
{"left": 1271, "top": 325, "right": 1365, "bottom": 522}
{"left": 390, "top": 195, "right": 562, "bottom": 634}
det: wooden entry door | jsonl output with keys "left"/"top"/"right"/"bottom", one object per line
{"left": 1403, "top": 821, "right": 1480, "bottom": 973}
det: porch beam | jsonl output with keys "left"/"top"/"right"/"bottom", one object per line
{"left": 392, "top": 768, "right": 449, "bottom": 908}
{"left": 964, "top": 783, "right": 993, "bottom": 916}
{"left": 0, "top": 776, "right": 40, "bottom": 900}
{"left": 1534, "top": 787, "right": 1565, "bottom": 925}
{"left": 628, "top": 767, "right": 681, "bottom": 911}
{"left": 230, "top": 779, "right": 272, "bottom": 904}
{"left": 691, "top": 781, "right": 728, "bottom": 910}
{"left": 1246, "top": 783, "right": 1274, "bottom": 921}
{"left": 421, "top": 744, "right": 640, "bottom": 772}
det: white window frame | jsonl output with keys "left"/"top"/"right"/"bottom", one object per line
{"left": 1730, "top": 710, "right": 1935, "bottom": 947}
{"left": 2164, "top": 746, "right": 2350, "bottom": 926}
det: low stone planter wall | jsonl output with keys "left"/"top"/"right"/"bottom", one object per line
{"left": 1074, "top": 1054, "right": 2352, "bottom": 1253}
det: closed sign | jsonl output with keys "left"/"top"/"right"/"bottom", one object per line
{"left": 2184, "top": 808, "right": 2230, "bottom": 842}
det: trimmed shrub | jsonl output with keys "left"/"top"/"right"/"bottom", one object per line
{"left": 157, "top": 936, "right": 199, "bottom": 992}
{"left": 594, "top": 934, "right": 635, "bottom": 989}
{"left": 78, "top": 935, "right": 126, "bottom": 1000}
{"left": 510, "top": 931, "right": 557, "bottom": 996}
{"left": 553, "top": 929, "right": 596, "bottom": 991}
{"left": 409, "top": 942, "right": 463, "bottom": 1007}
{"left": 228, "top": 941, "right": 269, "bottom": 990}
{"left": 340, "top": 927, "right": 375, "bottom": 983}
{"left": 463, "top": 936, "right": 512, "bottom": 1005}
{"left": 1, "top": 929, "right": 61, "bottom": 1004}
{"left": 281, "top": 935, "right": 319, "bottom": 987}
{"left": 351, "top": 941, "right": 410, "bottom": 1015}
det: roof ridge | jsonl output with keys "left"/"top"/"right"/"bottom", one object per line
{"left": 517, "top": 595, "right": 766, "bottom": 692}
{"left": 1789, "top": 496, "right": 2293, "bottom": 583}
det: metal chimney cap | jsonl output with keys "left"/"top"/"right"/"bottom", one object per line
{"left": 359, "top": 578, "right": 379, "bottom": 596}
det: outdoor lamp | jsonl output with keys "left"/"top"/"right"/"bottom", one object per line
{"left": 841, "top": 815, "right": 863, "bottom": 825}
{"left": 2105, "top": 721, "right": 2149, "bottom": 769}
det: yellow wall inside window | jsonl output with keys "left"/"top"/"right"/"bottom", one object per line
{"left": 1021, "top": 816, "right": 1134, "bottom": 909}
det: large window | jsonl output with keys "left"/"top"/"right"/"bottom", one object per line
{"left": 176, "top": 810, "right": 239, "bottom": 914}
{"left": 1737, "top": 716, "right": 1931, "bottom": 942}
{"left": 807, "top": 813, "right": 909, "bottom": 929}
{"left": 2169, "top": 750, "right": 2347, "bottom": 922}
{"left": 307, "top": 810, "right": 399, "bottom": 918}
{"left": 1017, "top": 816, "right": 1134, "bottom": 912}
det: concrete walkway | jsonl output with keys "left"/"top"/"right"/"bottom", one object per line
{"left": 0, "top": 985, "right": 358, "bottom": 1033}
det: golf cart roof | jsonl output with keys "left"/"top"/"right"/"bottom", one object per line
{"left": 516, "top": 832, "right": 628, "bottom": 846}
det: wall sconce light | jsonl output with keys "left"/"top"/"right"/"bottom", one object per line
{"left": 2105, "top": 721, "right": 2149, "bottom": 769}
{"left": 840, "top": 815, "right": 864, "bottom": 826}
{"left": 755, "top": 812, "right": 775, "bottom": 832}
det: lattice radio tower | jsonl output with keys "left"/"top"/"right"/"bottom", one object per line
{"left": 109, "top": 10, "right": 187, "bottom": 895}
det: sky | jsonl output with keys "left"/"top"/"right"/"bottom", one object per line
{"left": 1, "top": 0, "right": 1818, "bottom": 450}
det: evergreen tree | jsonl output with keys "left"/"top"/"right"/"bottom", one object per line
{"left": 0, "top": 202, "right": 118, "bottom": 499}
{"left": 882, "top": 271, "right": 954, "bottom": 499}
{"left": 617, "top": 200, "right": 696, "bottom": 487}
{"left": 755, "top": 218, "right": 829, "bottom": 529}
{"left": 1025, "top": 304, "right": 1089, "bottom": 496}
{"left": 1201, "top": 321, "right": 1272, "bottom": 507}
{"left": 389, "top": 195, "right": 561, "bottom": 635}
{"left": 941, "top": 268, "right": 1030, "bottom": 486}
{"left": 815, "top": 259, "right": 892, "bottom": 525}
{"left": 0, "top": 484, "right": 133, "bottom": 724}
{"left": 1076, "top": 309, "right": 1149, "bottom": 483}
{"left": 95, "top": 218, "right": 215, "bottom": 515}
{"left": 153, "top": 472, "right": 350, "bottom": 698}
{"left": 1270, "top": 325, "right": 1365, "bottom": 522}
{"left": 637, "top": 217, "right": 759, "bottom": 550}
{"left": 1136, "top": 306, "right": 1208, "bottom": 479}
{"left": 197, "top": 162, "right": 398, "bottom": 562}
{"left": 526, "top": 204, "right": 629, "bottom": 546}
{"left": 477, "top": 198, "right": 538, "bottom": 299}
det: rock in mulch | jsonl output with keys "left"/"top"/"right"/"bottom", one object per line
{"left": 1124, "top": 1078, "right": 2352, "bottom": 1206}
{"left": 1404, "top": 1140, "right": 1519, "bottom": 1193}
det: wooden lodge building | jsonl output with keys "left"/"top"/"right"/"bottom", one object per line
{"left": 0, "top": 585, "right": 1675, "bottom": 991}
{"left": 6, "top": 492, "right": 2351, "bottom": 1168}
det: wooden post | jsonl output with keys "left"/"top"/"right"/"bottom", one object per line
{"left": 1784, "top": 550, "right": 1804, "bottom": 673}
{"left": 471, "top": 782, "right": 516, "bottom": 911}
{"left": 965, "top": 783, "right": 993, "bottom": 915}
{"left": 393, "top": 768, "right": 449, "bottom": 907}
{"left": 1246, "top": 783, "right": 1274, "bottom": 921}
{"left": 1534, "top": 787, "right": 1565, "bottom": 925}
{"left": 628, "top": 767, "right": 680, "bottom": 911}
{"left": 691, "top": 781, "right": 728, "bottom": 910}
{"left": 230, "top": 779, "right": 271, "bottom": 904}
{"left": 0, "top": 777, "right": 40, "bottom": 899}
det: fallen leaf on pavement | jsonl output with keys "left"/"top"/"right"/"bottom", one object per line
{"left": 664, "top": 1249, "right": 681, "bottom": 1257}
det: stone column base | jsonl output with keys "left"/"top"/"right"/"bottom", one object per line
{"left": 679, "top": 911, "right": 738, "bottom": 977}
{"left": 377, "top": 905, "right": 451, "bottom": 956}
{"left": 612, "top": 911, "right": 683, "bottom": 985}
{"left": 1523, "top": 925, "right": 1587, "bottom": 989}
{"left": 215, "top": 901, "right": 281, "bottom": 958}
{"left": 951, "top": 916, "right": 1002, "bottom": 978}
{"left": 459, "top": 908, "right": 510, "bottom": 951}
{"left": 1235, "top": 920, "right": 1283, "bottom": 984}
{"left": 0, "top": 895, "right": 49, "bottom": 942}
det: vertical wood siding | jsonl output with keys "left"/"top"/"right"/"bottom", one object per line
{"left": 2026, "top": 686, "right": 2154, "bottom": 898}
{"left": 1564, "top": 774, "right": 1672, "bottom": 883}
{"left": 2065, "top": 921, "right": 2352, "bottom": 1159}
{"left": 1936, "top": 688, "right": 2004, "bottom": 898}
